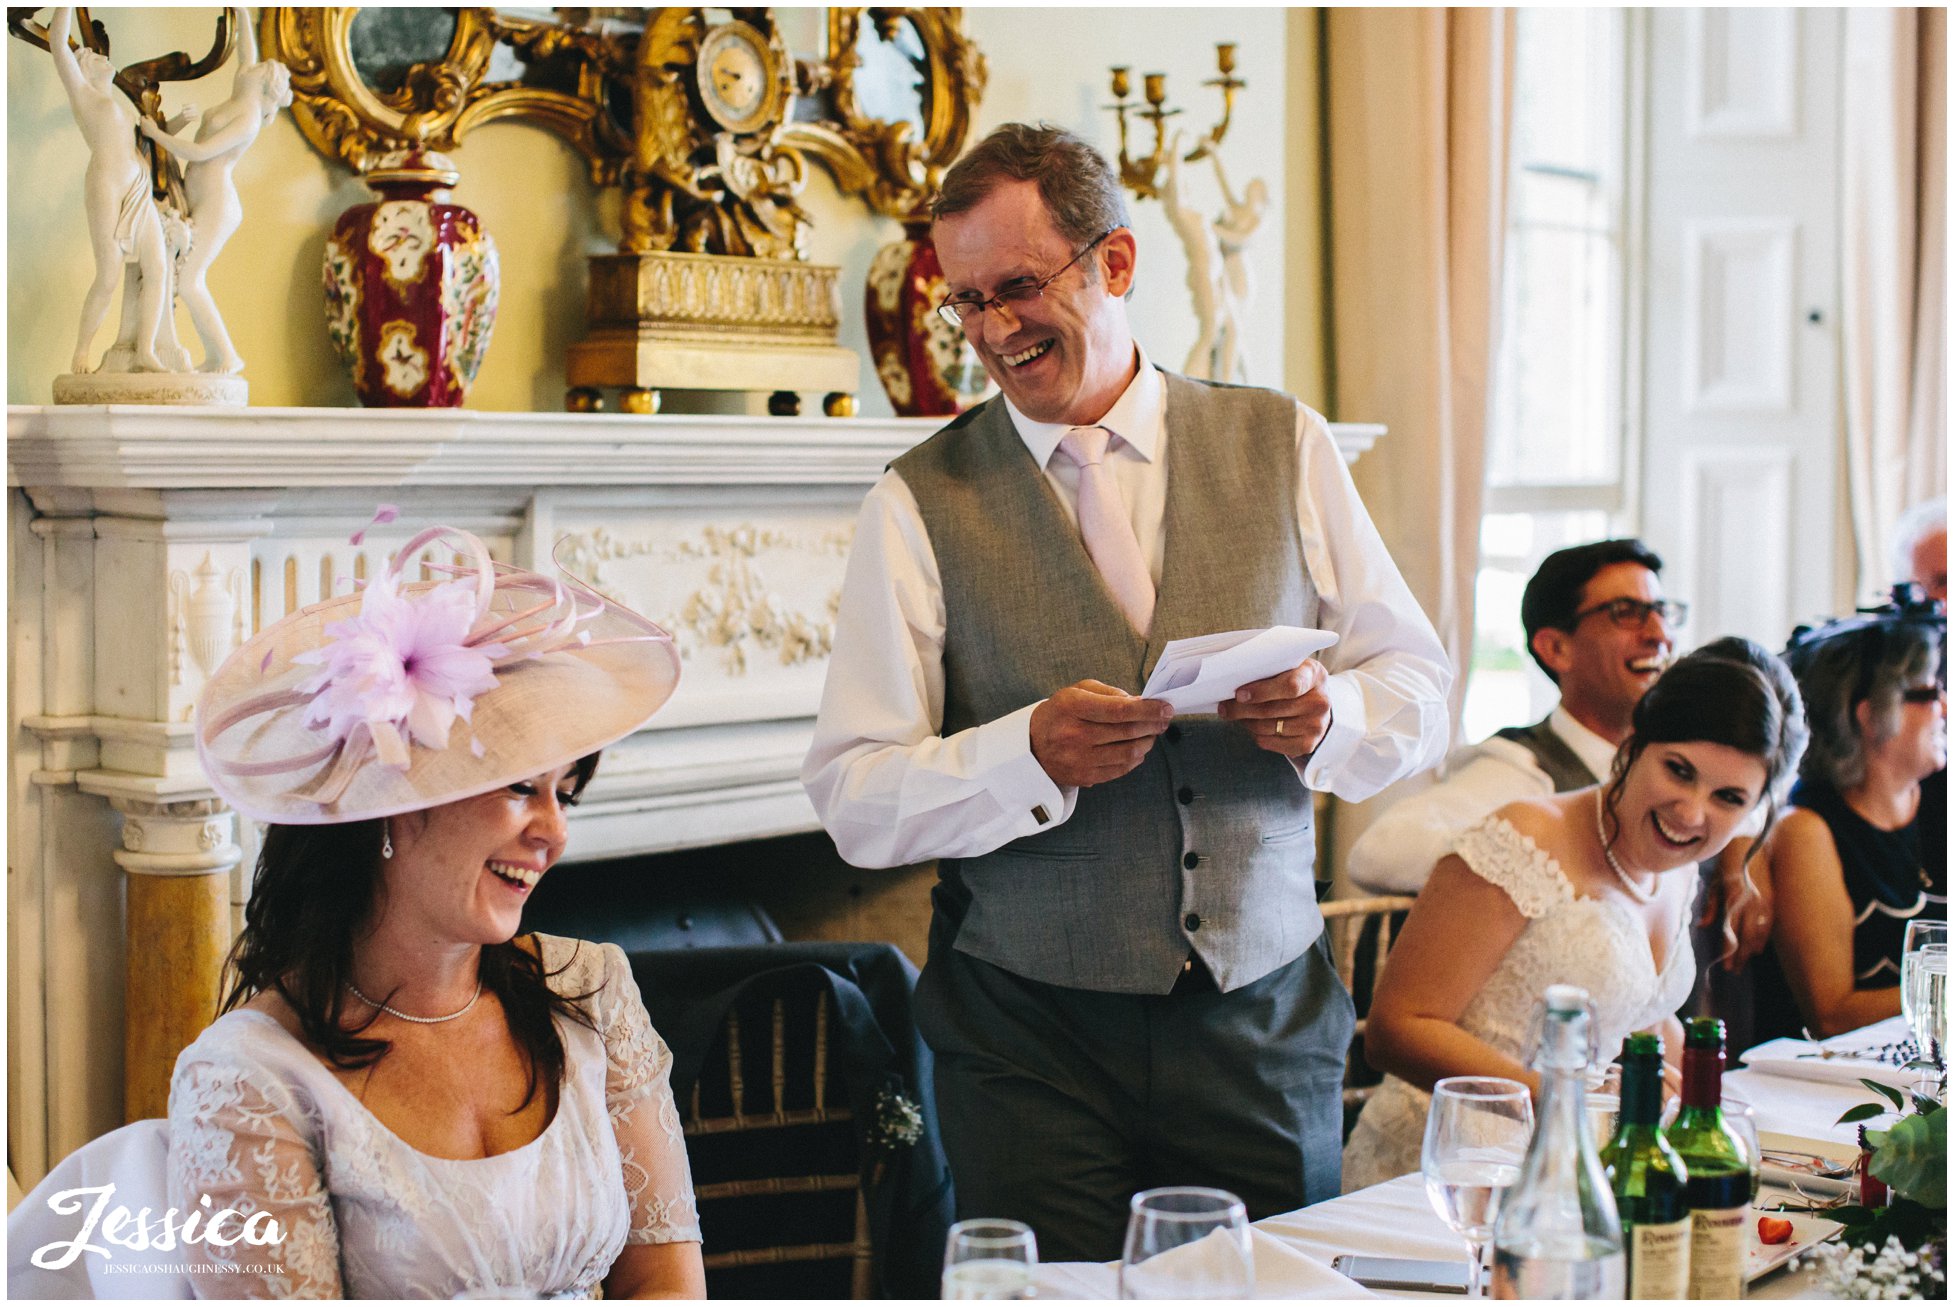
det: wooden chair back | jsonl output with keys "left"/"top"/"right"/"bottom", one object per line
{"left": 1320, "top": 895, "right": 1417, "bottom": 1134}
{"left": 683, "top": 986, "right": 874, "bottom": 1298}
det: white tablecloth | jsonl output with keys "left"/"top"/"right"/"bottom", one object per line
{"left": 1729, "top": 1066, "right": 1897, "bottom": 1154}
{"left": 1034, "top": 1172, "right": 1825, "bottom": 1300}
{"left": 1033, "top": 1039, "right": 1901, "bottom": 1302}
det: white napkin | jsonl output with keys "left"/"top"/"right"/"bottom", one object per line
{"left": 1031, "top": 1228, "right": 1372, "bottom": 1299}
{"left": 1141, "top": 626, "right": 1339, "bottom": 713}
{"left": 1739, "top": 1016, "right": 1922, "bottom": 1090}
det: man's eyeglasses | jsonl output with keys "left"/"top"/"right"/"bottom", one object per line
{"left": 1567, "top": 597, "right": 1690, "bottom": 631}
{"left": 936, "top": 229, "right": 1115, "bottom": 327}
{"left": 1900, "top": 685, "right": 1945, "bottom": 705}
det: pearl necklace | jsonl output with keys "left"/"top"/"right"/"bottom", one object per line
{"left": 1593, "top": 789, "right": 1658, "bottom": 904}
{"left": 347, "top": 979, "right": 481, "bottom": 1025}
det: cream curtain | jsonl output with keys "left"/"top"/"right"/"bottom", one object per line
{"left": 1842, "top": 8, "right": 1947, "bottom": 600}
{"left": 1323, "top": 8, "right": 1515, "bottom": 722}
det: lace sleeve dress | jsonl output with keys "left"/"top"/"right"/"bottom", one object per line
{"left": 166, "top": 936, "right": 700, "bottom": 1299}
{"left": 1340, "top": 816, "right": 1696, "bottom": 1193}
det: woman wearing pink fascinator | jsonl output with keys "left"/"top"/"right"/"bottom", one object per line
{"left": 173, "top": 520, "right": 703, "bottom": 1298}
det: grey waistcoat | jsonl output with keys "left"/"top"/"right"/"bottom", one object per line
{"left": 1492, "top": 715, "right": 1601, "bottom": 792}
{"left": 891, "top": 370, "right": 1324, "bottom": 994}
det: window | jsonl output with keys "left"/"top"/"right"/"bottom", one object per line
{"left": 1463, "top": 9, "right": 1633, "bottom": 745}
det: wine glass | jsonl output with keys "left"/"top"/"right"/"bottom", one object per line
{"left": 1584, "top": 1062, "right": 1622, "bottom": 1149}
{"left": 942, "top": 1218, "right": 1038, "bottom": 1300}
{"left": 1422, "top": 1076, "right": 1534, "bottom": 1298}
{"left": 1662, "top": 1085, "right": 1761, "bottom": 1199}
{"left": 1902, "top": 920, "right": 1948, "bottom": 1065}
{"left": 1117, "top": 1187, "right": 1252, "bottom": 1300}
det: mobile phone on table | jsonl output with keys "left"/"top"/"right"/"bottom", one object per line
{"left": 1331, "top": 1254, "right": 1471, "bottom": 1293}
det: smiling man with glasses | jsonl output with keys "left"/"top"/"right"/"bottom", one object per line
{"left": 1350, "top": 539, "right": 1687, "bottom": 895}
{"left": 803, "top": 123, "right": 1451, "bottom": 1259}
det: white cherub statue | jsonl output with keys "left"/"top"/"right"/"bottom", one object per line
{"left": 1158, "top": 131, "right": 1269, "bottom": 385}
{"left": 1209, "top": 149, "right": 1268, "bottom": 384}
{"left": 137, "top": 7, "right": 291, "bottom": 375}
{"left": 1159, "top": 133, "right": 1224, "bottom": 381}
{"left": 48, "top": 5, "right": 176, "bottom": 375}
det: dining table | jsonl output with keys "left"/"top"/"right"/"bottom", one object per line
{"left": 1030, "top": 1018, "right": 1925, "bottom": 1300}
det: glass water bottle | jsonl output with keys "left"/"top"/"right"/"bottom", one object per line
{"left": 1490, "top": 984, "right": 1626, "bottom": 1299}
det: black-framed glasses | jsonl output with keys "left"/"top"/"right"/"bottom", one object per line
{"left": 1900, "top": 685, "right": 1945, "bottom": 705}
{"left": 1567, "top": 596, "right": 1690, "bottom": 631}
{"left": 935, "top": 229, "right": 1115, "bottom": 327}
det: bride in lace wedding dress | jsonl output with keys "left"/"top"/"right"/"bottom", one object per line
{"left": 1343, "top": 640, "right": 1807, "bottom": 1192}
{"left": 174, "top": 522, "right": 701, "bottom": 1297}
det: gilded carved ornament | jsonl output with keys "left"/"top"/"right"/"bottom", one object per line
{"left": 259, "top": 7, "right": 625, "bottom": 184}
{"left": 259, "top": 7, "right": 987, "bottom": 256}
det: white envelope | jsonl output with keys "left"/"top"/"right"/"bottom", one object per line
{"left": 1141, "top": 626, "right": 1340, "bottom": 713}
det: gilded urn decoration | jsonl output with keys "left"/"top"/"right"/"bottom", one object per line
{"left": 323, "top": 148, "right": 499, "bottom": 407}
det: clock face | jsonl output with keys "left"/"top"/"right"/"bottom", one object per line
{"left": 697, "top": 20, "right": 781, "bottom": 135}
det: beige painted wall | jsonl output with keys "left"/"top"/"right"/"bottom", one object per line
{"left": 8, "top": 7, "right": 1308, "bottom": 413}
{"left": 1284, "top": 8, "right": 1329, "bottom": 410}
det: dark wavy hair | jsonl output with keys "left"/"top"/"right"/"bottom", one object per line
{"left": 219, "top": 754, "right": 602, "bottom": 1113}
{"left": 1520, "top": 538, "right": 1665, "bottom": 682}
{"left": 1600, "top": 637, "right": 1808, "bottom": 867}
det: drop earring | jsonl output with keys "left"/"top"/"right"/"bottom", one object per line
{"left": 381, "top": 821, "right": 394, "bottom": 860}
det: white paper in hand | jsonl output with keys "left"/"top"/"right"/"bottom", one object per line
{"left": 1140, "top": 626, "right": 1339, "bottom": 713}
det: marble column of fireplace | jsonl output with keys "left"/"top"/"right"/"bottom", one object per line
{"left": 5, "top": 403, "right": 1381, "bottom": 1182}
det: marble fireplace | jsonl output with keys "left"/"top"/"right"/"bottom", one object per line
{"left": 6, "top": 403, "right": 1379, "bottom": 1186}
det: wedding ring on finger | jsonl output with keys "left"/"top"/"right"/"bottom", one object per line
{"left": 1275, "top": 718, "right": 1285, "bottom": 737}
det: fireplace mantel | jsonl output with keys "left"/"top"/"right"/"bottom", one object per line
{"left": 5, "top": 402, "right": 1383, "bottom": 1174}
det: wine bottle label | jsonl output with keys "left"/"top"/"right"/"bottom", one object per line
{"left": 1627, "top": 1218, "right": 1691, "bottom": 1299}
{"left": 1687, "top": 1205, "right": 1747, "bottom": 1299}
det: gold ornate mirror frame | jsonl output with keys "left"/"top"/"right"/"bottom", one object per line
{"left": 783, "top": 7, "right": 986, "bottom": 219}
{"left": 261, "top": 7, "right": 985, "bottom": 218}
{"left": 262, "top": 8, "right": 625, "bottom": 183}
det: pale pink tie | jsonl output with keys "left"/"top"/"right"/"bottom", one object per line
{"left": 1057, "top": 426, "right": 1155, "bottom": 634}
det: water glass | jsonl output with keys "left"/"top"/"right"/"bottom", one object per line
{"left": 1422, "top": 1076, "right": 1535, "bottom": 1298}
{"left": 1902, "top": 921, "right": 1948, "bottom": 1062}
{"left": 1117, "top": 1187, "right": 1252, "bottom": 1300}
{"left": 942, "top": 1218, "right": 1038, "bottom": 1300}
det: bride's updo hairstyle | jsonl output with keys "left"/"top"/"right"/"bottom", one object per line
{"left": 1602, "top": 637, "right": 1808, "bottom": 864}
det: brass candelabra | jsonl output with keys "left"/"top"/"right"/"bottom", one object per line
{"left": 1105, "top": 42, "right": 1243, "bottom": 201}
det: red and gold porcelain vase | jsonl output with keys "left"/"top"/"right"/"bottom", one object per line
{"left": 863, "top": 219, "right": 986, "bottom": 417}
{"left": 323, "top": 149, "right": 499, "bottom": 408}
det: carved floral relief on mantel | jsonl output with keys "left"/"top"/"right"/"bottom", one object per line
{"left": 556, "top": 521, "right": 854, "bottom": 679}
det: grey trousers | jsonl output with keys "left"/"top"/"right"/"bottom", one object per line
{"left": 913, "top": 931, "right": 1355, "bottom": 1263}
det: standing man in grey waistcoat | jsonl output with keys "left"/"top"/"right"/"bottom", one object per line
{"left": 803, "top": 123, "right": 1452, "bottom": 1261}
{"left": 1347, "top": 539, "right": 1687, "bottom": 895}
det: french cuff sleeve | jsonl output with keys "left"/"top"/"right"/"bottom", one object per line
{"left": 975, "top": 701, "right": 1078, "bottom": 833}
{"left": 1297, "top": 672, "right": 1367, "bottom": 790}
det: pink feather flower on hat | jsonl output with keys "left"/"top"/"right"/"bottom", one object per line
{"left": 293, "top": 569, "right": 507, "bottom": 764}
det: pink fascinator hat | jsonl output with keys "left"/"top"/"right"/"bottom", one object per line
{"left": 196, "top": 522, "right": 680, "bottom": 825}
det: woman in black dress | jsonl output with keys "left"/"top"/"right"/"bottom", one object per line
{"left": 1750, "top": 593, "right": 1945, "bottom": 1042}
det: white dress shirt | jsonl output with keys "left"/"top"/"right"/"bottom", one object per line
{"left": 1344, "top": 704, "right": 1616, "bottom": 895}
{"left": 803, "top": 348, "right": 1455, "bottom": 869}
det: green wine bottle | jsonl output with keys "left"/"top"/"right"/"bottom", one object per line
{"left": 1663, "top": 1018, "right": 1752, "bottom": 1300}
{"left": 1601, "top": 1034, "right": 1691, "bottom": 1299}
